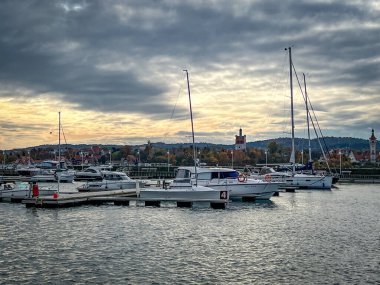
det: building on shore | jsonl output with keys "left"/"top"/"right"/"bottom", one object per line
{"left": 342, "top": 129, "right": 379, "bottom": 165}
{"left": 369, "top": 129, "right": 377, "bottom": 164}
{"left": 235, "top": 128, "right": 246, "bottom": 150}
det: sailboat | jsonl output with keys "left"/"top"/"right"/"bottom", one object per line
{"left": 303, "top": 73, "right": 339, "bottom": 185}
{"left": 139, "top": 70, "right": 229, "bottom": 202}
{"left": 283, "top": 47, "right": 333, "bottom": 190}
{"left": 30, "top": 112, "right": 75, "bottom": 183}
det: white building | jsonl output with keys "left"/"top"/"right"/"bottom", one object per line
{"left": 369, "top": 129, "right": 377, "bottom": 164}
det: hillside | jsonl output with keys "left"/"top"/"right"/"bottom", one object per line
{"left": 21, "top": 137, "right": 370, "bottom": 152}
{"left": 247, "top": 137, "right": 370, "bottom": 151}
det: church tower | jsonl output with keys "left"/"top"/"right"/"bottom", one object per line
{"left": 235, "top": 128, "right": 246, "bottom": 150}
{"left": 369, "top": 129, "right": 377, "bottom": 163}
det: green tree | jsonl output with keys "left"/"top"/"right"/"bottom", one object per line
{"left": 267, "top": 141, "right": 279, "bottom": 155}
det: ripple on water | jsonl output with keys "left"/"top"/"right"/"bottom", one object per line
{"left": 0, "top": 184, "right": 379, "bottom": 284}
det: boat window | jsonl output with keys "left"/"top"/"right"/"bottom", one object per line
{"left": 105, "top": 174, "right": 118, "bottom": 180}
{"left": 220, "top": 171, "right": 239, "bottom": 179}
{"left": 211, "top": 172, "right": 219, "bottom": 179}
{"left": 197, "top": 172, "right": 211, "bottom": 180}
{"left": 176, "top": 169, "right": 191, "bottom": 179}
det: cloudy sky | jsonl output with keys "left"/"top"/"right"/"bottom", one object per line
{"left": 0, "top": 0, "right": 379, "bottom": 149}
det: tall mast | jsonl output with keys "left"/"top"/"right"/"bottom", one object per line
{"left": 303, "top": 73, "right": 312, "bottom": 163}
{"left": 183, "top": 69, "right": 198, "bottom": 187}
{"left": 57, "top": 111, "right": 61, "bottom": 193}
{"left": 58, "top": 111, "right": 61, "bottom": 164}
{"left": 286, "top": 47, "right": 296, "bottom": 175}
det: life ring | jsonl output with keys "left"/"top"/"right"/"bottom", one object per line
{"left": 238, "top": 174, "right": 247, "bottom": 183}
{"left": 264, "top": 174, "right": 272, "bottom": 182}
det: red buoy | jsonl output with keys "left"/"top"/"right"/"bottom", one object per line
{"left": 53, "top": 192, "right": 59, "bottom": 199}
{"left": 32, "top": 184, "right": 39, "bottom": 197}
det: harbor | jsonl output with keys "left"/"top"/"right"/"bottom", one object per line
{"left": 1, "top": 2, "right": 379, "bottom": 284}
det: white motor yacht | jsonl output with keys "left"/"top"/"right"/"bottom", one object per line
{"left": 15, "top": 165, "right": 41, "bottom": 177}
{"left": 30, "top": 168, "right": 75, "bottom": 183}
{"left": 77, "top": 171, "right": 143, "bottom": 192}
{"left": 0, "top": 182, "right": 56, "bottom": 202}
{"left": 139, "top": 184, "right": 228, "bottom": 201}
{"left": 170, "top": 166, "right": 283, "bottom": 200}
{"left": 74, "top": 166, "right": 105, "bottom": 181}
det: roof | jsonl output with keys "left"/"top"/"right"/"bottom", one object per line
{"left": 177, "top": 166, "right": 237, "bottom": 173}
{"left": 369, "top": 129, "right": 377, "bottom": 141}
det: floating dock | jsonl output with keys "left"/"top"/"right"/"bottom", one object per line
{"left": 21, "top": 189, "right": 228, "bottom": 209}
{"left": 278, "top": 186, "right": 298, "bottom": 192}
{"left": 21, "top": 189, "right": 137, "bottom": 207}
{"left": 0, "top": 175, "right": 31, "bottom": 183}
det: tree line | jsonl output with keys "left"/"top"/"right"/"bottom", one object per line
{"left": 1, "top": 140, "right": 353, "bottom": 170}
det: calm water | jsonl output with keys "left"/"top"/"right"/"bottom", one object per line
{"left": 1, "top": 183, "right": 379, "bottom": 284}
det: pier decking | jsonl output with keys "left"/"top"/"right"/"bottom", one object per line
{"left": 21, "top": 189, "right": 228, "bottom": 209}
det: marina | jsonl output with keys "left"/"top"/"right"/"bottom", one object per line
{"left": 0, "top": 182, "right": 230, "bottom": 209}
{"left": 1, "top": 1, "right": 379, "bottom": 284}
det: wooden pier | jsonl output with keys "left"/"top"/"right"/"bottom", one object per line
{"left": 21, "top": 189, "right": 228, "bottom": 209}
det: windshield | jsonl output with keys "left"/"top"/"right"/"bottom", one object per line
{"left": 220, "top": 171, "right": 239, "bottom": 178}
{"left": 210, "top": 171, "right": 239, "bottom": 179}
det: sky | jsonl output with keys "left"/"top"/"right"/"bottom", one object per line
{"left": 0, "top": 0, "right": 379, "bottom": 150}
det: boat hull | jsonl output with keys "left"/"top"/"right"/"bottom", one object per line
{"left": 74, "top": 174, "right": 103, "bottom": 181}
{"left": 284, "top": 175, "right": 333, "bottom": 189}
{"left": 78, "top": 181, "right": 143, "bottom": 192}
{"left": 171, "top": 180, "right": 282, "bottom": 200}
{"left": 0, "top": 186, "right": 57, "bottom": 201}
{"left": 139, "top": 186, "right": 228, "bottom": 201}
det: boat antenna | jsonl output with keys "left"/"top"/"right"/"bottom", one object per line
{"left": 183, "top": 69, "right": 198, "bottom": 187}
{"left": 285, "top": 47, "right": 296, "bottom": 175}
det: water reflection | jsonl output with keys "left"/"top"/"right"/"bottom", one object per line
{"left": 0, "top": 184, "right": 379, "bottom": 284}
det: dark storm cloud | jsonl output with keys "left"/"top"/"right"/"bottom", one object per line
{"left": 0, "top": 0, "right": 172, "bottom": 116}
{"left": 0, "top": 120, "right": 48, "bottom": 132}
{"left": 0, "top": 0, "right": 379, "bottom": 132}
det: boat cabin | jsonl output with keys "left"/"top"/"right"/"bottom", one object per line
{"left": 39, "top": 160, "right": 68, "bottom": 170}
{"left": 102, "top": 171, "right": 131, "bottom": 181}
{"left": 175, "top": 167, "right": 239, "bottom": 183}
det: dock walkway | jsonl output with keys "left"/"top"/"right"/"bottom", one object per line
{"left": 21, "top": 189, "right": 228, "bottom": 209}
